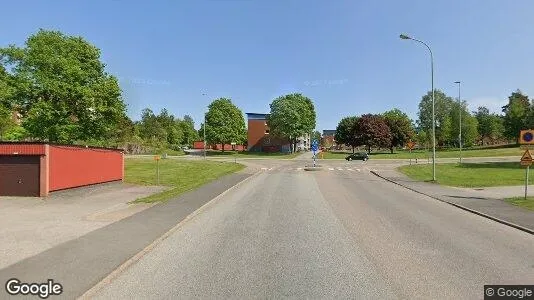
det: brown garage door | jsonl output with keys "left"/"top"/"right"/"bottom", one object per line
{"left": 0, "top": 155, "right": 40, "bottom": 196}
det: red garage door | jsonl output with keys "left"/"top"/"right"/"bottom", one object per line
{"left": 0, "top": 155, "right": 40, "bottom": 196}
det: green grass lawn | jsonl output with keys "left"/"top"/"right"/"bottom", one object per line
{"left": 125, "top": 158, "right": 244, "bottom": 203}
{"left": 398, "top": 162, "right": 528, "bottom": 187}
{"left": 505, "top": 197, "right": 534, "bottom": 211}
{"left": 205, "top": 150, "right": 300, "bottom": 159}
{"left": 322, "top": 146, "right": 523, "bottom": 160}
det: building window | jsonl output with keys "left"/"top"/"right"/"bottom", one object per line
{"left": 265, "top": 129, "right": 269, "bottom": 134}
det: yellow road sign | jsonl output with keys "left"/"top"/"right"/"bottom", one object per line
{"left": 519, "top": 130, "right": 534, "bottom": 144}
{"left": 520, "top": 149, "right": 532, "bottom": 166}
{"left": 407, "top": 141, "right": 415, "bottom": 150}
{"left": 154, "top": 155, "right": 161, "bottom": 161}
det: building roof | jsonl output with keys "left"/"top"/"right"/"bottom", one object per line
{"left": 246, "top": 113, "right": 269, "bottom": 120}
{"left": 323, "top": 130, "right": 336, "bottom": 136}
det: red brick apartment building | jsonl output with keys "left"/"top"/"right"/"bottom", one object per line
{"left": 246, "top": 113, "right": 291, "bottom": 153}
{"left": 322, "top": 130, "right": 336, "bottom": 148}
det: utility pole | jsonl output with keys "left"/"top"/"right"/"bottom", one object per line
{"left": 455, "top": 81, "right": 462, "bottom": 164}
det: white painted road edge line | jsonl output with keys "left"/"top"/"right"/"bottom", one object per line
{"left": 328, "top": 168, "right": 334, "bottom": 171}
{"left": 79, "top": 170, "right": 262, "bottom": 300}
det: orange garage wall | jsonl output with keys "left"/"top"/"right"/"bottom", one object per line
{"left": 49, "top": 145, "right": 123, "bottom": 191}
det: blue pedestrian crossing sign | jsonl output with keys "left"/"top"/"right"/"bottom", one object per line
{"left": 311, "top": 139, "right": 318, "bottom": 152}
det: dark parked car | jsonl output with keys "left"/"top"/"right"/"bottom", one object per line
{"left": 345, "top": 152, "right": 369, "bottom": 161}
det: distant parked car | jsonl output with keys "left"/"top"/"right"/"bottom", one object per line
{"left": 345, "top": 152, "right": 369, "bottom": 161}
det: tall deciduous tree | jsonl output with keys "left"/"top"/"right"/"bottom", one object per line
{"left": 0, "top": 29, "right": 127, "bottom": 143}
{"left": 446, "top": 101, "right": 479, "bottom": 147}
{"left": 474, "top": 106, "right": 504, "bottom": 145}
{"left": 138, "top": 108, "right": 167, "bottom": 148}
{"left": 351, "top": 114, "right": 392, "bottom": 154}
{"left": 417, "top": 90, "right": 455, "bottom": 146}
{"left": 267, "top": 93, "right": 316, "bottom": 153}
{"left": 335, "top": 116, "right": 359, "bottom": 153}
{"left": 502, "top": 90, "right": 530, "bottom": 141}
{"left": 205, "top": 98, "right": 246, "bottom": 151}
{"left": 383, "top": 109, "right": 415, "bottom": 153}
{"left": 179, "top": 115, "right": 199, "bottom": 146}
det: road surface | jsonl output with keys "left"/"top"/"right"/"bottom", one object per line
{"left": 92, "top": 159, "right": 534, "bottom": 299}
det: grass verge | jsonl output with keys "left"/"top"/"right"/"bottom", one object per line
{"left": 125, "top": 158, "right": 245, "bottom": 203}
{"left": 505, "top": 197, "right": 534, "bottom": 211}
{"left": 398, "top": 162, "right": 527, "bottom": 187}
{"left": 322, "top": 146, "right": 522, "bottom": 160}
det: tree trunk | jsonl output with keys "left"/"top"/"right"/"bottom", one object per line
{"left": 221, "top": 143, "right": 225, "bottom": 152}
{"left": 352, "top": 146, "right": 355, "bottom": 154}
{"left": 367, "top": 145, "right": 371, "bottom": 154}
{"left": 390, "top": 147, "right": 394, "bottom": 154}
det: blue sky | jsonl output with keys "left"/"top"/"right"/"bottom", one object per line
{"left": 2, "top": 0, "right": 534, "bottom": 131}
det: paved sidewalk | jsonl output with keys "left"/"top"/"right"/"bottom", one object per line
{"left": 372, "top": 169, "right": 534, "bottom": 234}
{"left": 0, "top": 170, "right": 254, "bottom": 300}
{"left": 0, "top": 182, "right": 166, "bottom": 270}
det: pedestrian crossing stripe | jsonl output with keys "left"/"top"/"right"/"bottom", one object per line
{"left": 259, "top": 167, "right": 377, "bottom": 172}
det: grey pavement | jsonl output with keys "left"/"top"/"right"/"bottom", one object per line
{"left": 0, "top": 182, "right": 166, "bottom": 269}
{"left": 92, "top": 160, "right": 534, "bottom": 299}
{"left": 372, "top": 168, "right": 534, "bottom": 233}
{"left": 0, "top": 171, "right": 253, "bottom": 300}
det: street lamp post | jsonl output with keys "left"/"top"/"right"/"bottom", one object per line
{"left": 400, "top": 33, "right": 436, "bottom": 181}
{"left": 202, "top": 93, "right": 208, "bottom": 160}
{"left": 454, "top": 81, "right": 462, "bottom": 164}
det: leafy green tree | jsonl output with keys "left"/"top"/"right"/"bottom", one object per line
{"left": 0, "top": 104, "right": 14, "bottom": 139}
{"left": 445, "top": 101, "right": 478, "bottom": 147}
{"left": 267, "top": 93, "right": 316, "bottom": 152}
{"left": 415, "top": 130, "right": 430, "bottom": 150}
{"left": 502, "top": 90, "right": 530, "bottom": 141}
{"left": 474, "top": 106, "right": 504, "bottom": 145}
{"left": 417, "top": 90, "right": 455, "bottom": 146}
{"left": 383, "top": 108, "right": 415, "bottom": 153}
{"left": 179, "top": 115, "right": 199, "bottom": 146}
{"left": 3, "top": 125, "right": 28, "bottom": 141}
{"left": 138, "top": 108, "right": 167, "bottom": 148}
{"left": 205, "top": 98, "right": 246, "bottom": 151}
{"left": 0, "top": 29, "right": 127, "bottom": 143}
{"left": 335, "top": 116, "right": 359, "bottom": 153}
{"left": 351, "top": 114, "right": 392, "bottom": 154}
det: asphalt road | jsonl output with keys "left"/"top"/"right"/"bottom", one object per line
{"left": 93, "top": 160, "right": 534, "bottom": 299}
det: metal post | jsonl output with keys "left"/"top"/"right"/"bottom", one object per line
{"left": 400, "top": 34, "right": 436, "bottom": 181}
{"left": 203, "top": 113, "right": 206, "bottom": 160}
{"left": 202, "top": 93, "right": 208, "bottom": 160}
{"left": 455, "top": 81, "right": 462, "bottom": 164}
{"left": 431, "top": 50, "right": 436, "bottom": 181}
{"left": 525, "top": 166, "right": 529, "bottom": 200}
{"left": 157, "top": 159, "right": 160, "bottom": 185}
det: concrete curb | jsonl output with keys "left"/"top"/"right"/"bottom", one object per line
{"left": 79, "top": 170, "right": 262, "bottom": 299}
{"left": 369, "top": 171, "right": 534, "bottom": 236}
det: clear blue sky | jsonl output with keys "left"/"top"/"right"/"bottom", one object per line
{"left": 2, "top": 0, "right": 534, "bottom": 131}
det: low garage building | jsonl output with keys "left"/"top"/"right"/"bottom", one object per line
{"left": 0, "top": 142, "right": 124, "bottom": 197}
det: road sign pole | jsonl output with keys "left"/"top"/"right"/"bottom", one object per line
{"left": 525, "top": 166, "right": 529, "bottom": 200}
{"left": 157, "top": 159, "right": 160, "bottom": 185}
